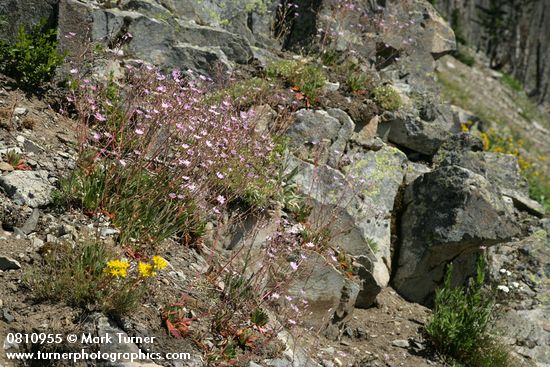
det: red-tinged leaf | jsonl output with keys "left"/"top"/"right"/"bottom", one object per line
{"left": 165, "top": 319, "right": 182, "bottom": 338}
{"left": 294, "top": 92, "right": 305, "bottom": 101}
{"left": 15, "top": 161, "right": 32, "bottom": 171}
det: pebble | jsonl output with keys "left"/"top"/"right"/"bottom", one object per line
{"left": 0, "top": 162, "right": 14, "bottom": 171}
{"left": 391, "top": 339, "right": 410, "bottom": 348}
{"left": 3, "top": 309, "right": 15, "bottom": 323}
{"left": 14, "top": 107, "right": 27, "bottom": 115}
{"left": 100, "top": 227, "right": 119, "bottom": 237}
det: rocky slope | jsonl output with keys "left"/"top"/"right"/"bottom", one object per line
{"left": 434, "top": 0, "right": 550, "bottom": 106}
{"left": 0, "top": 1, "right": 549, "bottom": 367}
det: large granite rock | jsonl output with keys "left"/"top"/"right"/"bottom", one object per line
{"left": 287, "top": 143, "right": 407, "bottom": 308}
{"left": 418, "top": 1, "right": 457, "bottom": 59}
{"left": 168, "top": 0, "right": 280, "bottom": 49}
{"left": 393, "top": 165, "right": 521, "bottom": 304}
{"left": 495, "top": 309, "right": 550, "bottom": 367}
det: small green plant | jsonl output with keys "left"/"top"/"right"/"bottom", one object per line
{"left": 266, "top": 60, "right": 327, "bottom": 102}
{"left": 58, "top": 160, "right": 203, "bottom": 245}
{"left": 453, "top": 47, "right": 476, "bottom": 67}
{"left": 426, "top": 256, "right": 513, "bottom": 367}
{"left": 300, "top": 224, "right": 332, "bottom": 249}
{"left": 320, "top": 49, "right": 340, "bottom": 66}
{"left": 366, "top": 238, "right": 378, "bottom": 253}
{"left": 373, "top": 85, "right": 402, "bottom": 111}
{"left": 0, "top": 19, "right": 64, "bottom": 89}
{"left": 5, "top": 150, "right": 22, "bottom": 167}
{"left": 346, "top": 71, "right": 371, "bottom": 94}
{"left": 336, "top": 250, "right": 355, "bottom": 277}
{"left": 162, "top": 302, "right": 194, "bottom": 338}
{"left": 250, "top": 308, "right": 269, "bottom": 328}
{"left": 203, "top": 77, "right": 275, "bottom": 109}
{"left": 501, "top": 73, "right": 523, "bottom": 93}
{"left": 26, "top": 243, "right": 169, "bottom": 316}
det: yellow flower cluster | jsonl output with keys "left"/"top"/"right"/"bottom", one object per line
{"left": 103, "top": 256, "right": 168, "bottom": 279}
{"left": 104, "top": 259, "right": 130, "bottom": 278}
{"left": 138, "top": 262, "right": 155, "bottom": 278}
{"left": 138, "top": 255, "right": 169, "bottom": 278}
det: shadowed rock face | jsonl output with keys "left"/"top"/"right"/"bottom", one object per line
{"left": 0, "top": 0, "right": 59, "bottom": 43}
{"left": 393, "top": 165, "right": 521, "bottom": 305}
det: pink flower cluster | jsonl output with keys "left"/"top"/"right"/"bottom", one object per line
{"left": 71, "top": 62, "right": 278, "bottom": 217}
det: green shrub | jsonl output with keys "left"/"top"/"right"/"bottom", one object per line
{"left": 426, "top": 256, "right": 513, "bottom": 367}
{"left": 501, "top": 73, "right": 523, "bottom": 93}
{"left": 373, "top": 85, "right": 402, "bottom": 111}
{"left": 0, "top": 19, "right": 64, "bottom": 89}
{"left": 319, "top": 49, "right": 340, "bottom": 66}
{"left": 59, "top": 161, "right": 203, "bottom": 245}
{"left": 266, "top": 59, "right": 327, "bottom": 102}
{"left": 453, "top": 48, "right": 476, "bottom": 67}
{"left": 266, "top": 60, "right": 298, "bottom": 79}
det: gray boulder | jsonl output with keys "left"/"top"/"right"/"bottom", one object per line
{"left": 287, "top": 144, "right": 407, "bottom": 308}
{"left": 0, "top": 171, "right": 54, "bottom": 208}
{"left": 419, "top": 2, "right": 457, "bottom": 58}
{"left": 173, "top": 19, "right": 253, "bottom": 64}
{"left": 434, "top": 133, "right": 545, "bottom": 216}
{"left": 393, "top": 165, "right": 521, "bottom": 304}
{"left": 286, "top": 109, "right": 354, "bottom": 168}
{"left": 169, "top": 0, "right": 280, "bottom": 49}
{"left": 286, "top": 251, "right": 359, "bottom": 330}
{"left": 381, "top": 102, "right": 459, "bottom": 156}
{"left": 434, "top": 133, "right": 528, "bottom": 194}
